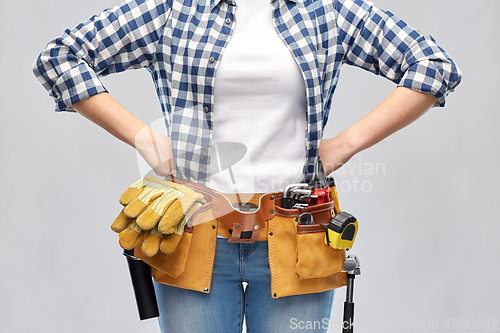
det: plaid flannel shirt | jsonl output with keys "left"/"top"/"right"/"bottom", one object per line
{"left": 33, "top": 0, "right": 461, "bottom": 185}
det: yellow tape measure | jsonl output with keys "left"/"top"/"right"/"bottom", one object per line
{"left": 323, "top": 211, "right": 358, "bottom": 250}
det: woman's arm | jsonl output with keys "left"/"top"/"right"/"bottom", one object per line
{"left": 72, "top": 92, "right": 173, "bottom": 176}
{"left": 318, "top": 0, "right": 461, "bottom": 175}
{"left": 32, "top": 1, "right": 172, "bottom": 176}
{"left": 319, "top": 86, "right": 437, "bottom": 175}
{"left": 32, "top": 0, "right": 169, "bottom": 112}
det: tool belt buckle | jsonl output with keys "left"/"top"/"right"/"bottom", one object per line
{"left": 212, "top": 192, "right": 276, "bottom": 243}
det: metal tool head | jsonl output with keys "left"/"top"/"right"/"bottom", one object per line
{"left": 343, "top": 255, "right": 361, "bottom": 275}
{"left": 297, "top": 212, "right": 315, "bottom": 225}
{"left": 290, "top": 189, "right": 312, "bottom": 199}
{"left": 308, "top": 156, "right": 328, "bottom": 189}
{"left": 283, "top": 183, "right": 308, "bottom": 198}
{"left": 291, "top": 203, "right": 308, "bottom": 210}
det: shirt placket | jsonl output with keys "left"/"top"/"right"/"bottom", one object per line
{"left": 201, "top": 1, "right": 238, "bottom": 182}
{"left": 271, "top": 0, "right": 324, "bottom": 182}
{"left": 166, "top": 0, "right": 237, "bottom": 184}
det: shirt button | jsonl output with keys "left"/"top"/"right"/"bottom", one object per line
{"left": 200, "top": 154, "right": 205, "bottom": 161}
{"left": 203, "top": 107, "right": 209, "bottom": 113}
{"left": 209, "top": 57, "right": 215, "bottom": 63}
{"left": 225, "top": 18, "right": 232, "bottom": 24}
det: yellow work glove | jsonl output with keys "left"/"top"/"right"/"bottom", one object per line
{"left": 111, "top": 177, "right": 205, "bottom": 257}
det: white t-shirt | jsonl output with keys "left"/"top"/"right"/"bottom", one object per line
{"left": 209, "top": 0, "right": 307, "bottom": 194}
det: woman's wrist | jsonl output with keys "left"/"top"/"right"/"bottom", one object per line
{"left": 134, "top": 127, "right": 174, "bottom": 176}
{"left": 319, "top": 134, "right": 357, "bottom": 175}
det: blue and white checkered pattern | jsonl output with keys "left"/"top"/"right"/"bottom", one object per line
{"left": 33, "top": 0, "right": 461, "bottom": 185}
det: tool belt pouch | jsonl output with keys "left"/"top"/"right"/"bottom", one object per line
{"left": 295, "top": 184, "right": 344, "bottom": 279}
{"left": 269, "top": 199, "right": 347, "bottom": 298}
{"left": 133, "top": 177, "right": 219, "bottom": 294}
{"left": 134, "top": 207, "right": 218, "bottom": 294}
{"left": 133, "top": 177, "right": 347, "bottom": 297}
{"left": 132, "top": 177, "right": 274, "bottom": 293}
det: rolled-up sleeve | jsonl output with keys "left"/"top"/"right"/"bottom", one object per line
{"left": 334, "top": 0, "right": 462, "bottom": 106}
{"left": 33, "top": 0, "right": 169, "bottom": 111}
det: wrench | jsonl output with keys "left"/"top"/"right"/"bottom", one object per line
{"left": 289, "top": 188, "right": 312, "bottom": 198}
{"left": 283, "top": 183, "right": 309, "bottom": 198}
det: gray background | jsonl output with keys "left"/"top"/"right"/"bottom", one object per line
{"left": 1, "top": 0, "right": 499, "bottom": 332}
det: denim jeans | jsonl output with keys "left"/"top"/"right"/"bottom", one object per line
{"left": 154, "top": 238, "right": 335, "bottom": 332}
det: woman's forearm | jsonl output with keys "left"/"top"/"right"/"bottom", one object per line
{"left": 72, "top": 92, "right": 173, "bottom": 176}
{"left": 72, "top": 92, "right": 147, "bottom": 148}
{"left": 319, "top": 87, "right": 438, "bottom": 175}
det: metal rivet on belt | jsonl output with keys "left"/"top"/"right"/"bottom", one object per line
{"left": 212, "top": 225, "right": 216, "bottom": 230}
{"left": 273, "top": 293, "right": 277, "bottom": 297}
{"left": 294, "top": 217, "right": 298, "bottom": 222}
{"left": 234, "top": 224, "right": 240, "bottom": 229}
{"left": 270, "top": 195, "right": 274, "bottom": 201}
{"left": 204, "top": 288, "right": 209, "bottom": 293}
{"left": 270, "top": 209, "right": 275, "bottom": 214}
{"left": 214, "top": 194, "right": 218, "bottom": 199}
{"left": 268, "top": 232, "right": 273, "bottom": 236}
{"left": 254, "top": 225, "right": 259, "bottom": 230}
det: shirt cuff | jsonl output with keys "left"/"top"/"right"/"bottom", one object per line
{"left": 397, "top": 36, "right": 462, "bottom": 107}
{"left": 398, "top": 60, "right": 449, "bottom": 107}
{"left": 51, "top": 62, "right": 108, "bottom": 112}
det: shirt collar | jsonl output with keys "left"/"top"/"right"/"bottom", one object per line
{"left": 211, "top": 0, "right": 297, "bottom": 11}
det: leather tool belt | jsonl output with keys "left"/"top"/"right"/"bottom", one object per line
{"left": 212, "top": 192, "right": 274, "bottom": 243}
{"left": 133, "top": 175, "right": 347, "bottom": 298}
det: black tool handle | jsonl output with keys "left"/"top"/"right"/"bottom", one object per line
{"left": 342, "top": 302, "right": 354, "bottom": 333}
{"left": 123, "top": 249, "right": 159, "bottom": 320}
{"left": 342, "top": 273, "right": 355, "bottom": 333}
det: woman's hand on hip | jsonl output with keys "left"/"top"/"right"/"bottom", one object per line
{"left": 134, "top": 128, "right": 174, "bottom": 177}
{"left": 319, "top": 136, "right": 356, "bottom": 175}
{"left": 72, "top": 92, "right": 174, "bottom": 176}
{"left": 319, "top": 87, "right": 438, "bottom": 175}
